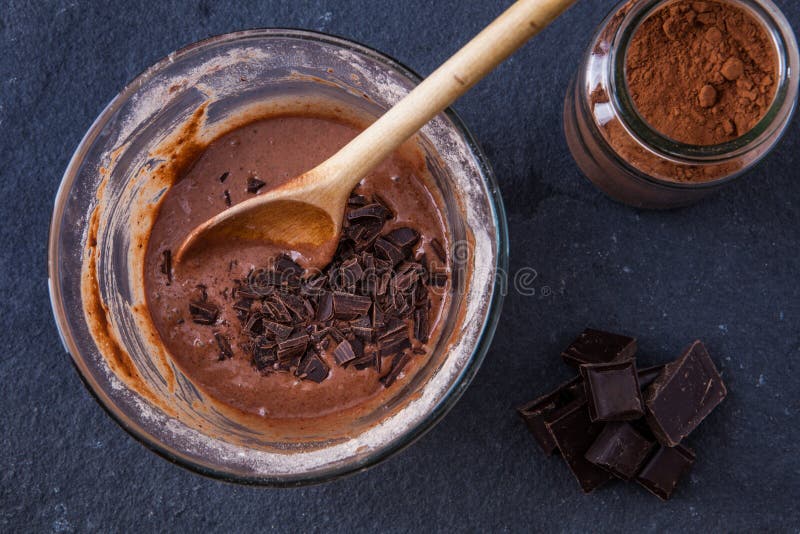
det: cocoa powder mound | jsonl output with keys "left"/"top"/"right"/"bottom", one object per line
{"left": 626, "top": 0, "right": 777, "bottom": 146}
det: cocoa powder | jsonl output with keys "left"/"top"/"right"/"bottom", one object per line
{"left": 626, "top": 0, "right": 777, "bottom": 146}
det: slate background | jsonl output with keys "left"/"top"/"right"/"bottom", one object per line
{"left": 3, "top": 0, "right": 800, "bottom": 531}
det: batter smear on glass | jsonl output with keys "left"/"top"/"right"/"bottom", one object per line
{"left": 144, "top": 113, "right": 450, "bottom": 421}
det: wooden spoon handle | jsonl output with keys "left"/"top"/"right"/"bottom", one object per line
{"left": 321, "top": 0, "right": 576, "bottom": 187}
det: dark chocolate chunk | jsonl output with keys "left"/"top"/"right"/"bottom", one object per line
{"left": 637, "top": 364, "right": 665, "bottom": 389}
{"left": 636, "top": 444, "right": 695, "bottom": 501}
{"left": 544, "top": 398, "right": 613, "bottom": 493}
{"left": 214, "top": 332, "right": 233, "bottom": 361}
{"left": 339, "top": 257, "right": 364, "bottom": 287}
{"left": 262, "top": 319, "right": 293, "bottom": 340}
{"left": 246, "top": 177, "right": 266, "bottom": 194}
{"left": 385, "top": 227, "right": 420, "bottom": 249}
{"left": 372, "top": 192, "right": 394, "bottom": 219}
{"left": 430, "top": 238, "right": 446, "bottom": 262}
{"left": 298, "top": 352, "right": 330, "bottom": 383}
{"left": 223, "top": 190, "right": 232, "bottom": 206}
{"left": 517, "top": 376, "right": 584, "bottom": 455}
{"left": 413, "top": 307, "right": 429, "bottom": 343}
{"left": 378, "top": 331, "right": 411, "bottom": 358}
{"left": 332, "top": 292, "right": 372, "bottom": 319}
{"left": 189, "top": 301, "right": 219, "bottom": 325}
{"left": 252, "top": 339, "right": 277, "bottom": 370}
{"left": 350, "top": 353, "right": 376, "bottom": 370}
{"left": 580, "top": 360, "right": 645, "bottom": 421}
{"left": 316, "top": 291, "right": 334, "bottom": 322}
{"left": 218, "top": 171, "right": 230, "bottom": 183}
{"left": 347, "top": 203, "right": 390, "bottom": 221}
{"left": 381, "top": 353, "right": 411, "bottom": 387}
{"left": 645, "top": 341, "right": 727, "bottom": 446}
{"left": 584, "top": 422, "right": 654, "bottom": 480}
{"left": 561, "top": 328, "right": 637, "bottom": 367}
{"left": 347, "top": 194, "right": 368, "bottom": 207}
{"left": 374, "top": 237, "right": 405, "bottom": 266}
{"left": 276, "top": 333, "right": 309, "bottom": 362}
{"left": 160, "top": 249, "right": 172, "bottom": 285}
{"left": 429, "top": 270, "right": 448, "bottom": 287}
{"left": 333, "top": 339, "right": 356, "bottom": 366}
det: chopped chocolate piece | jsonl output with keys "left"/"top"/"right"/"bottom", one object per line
{"left": 347, "top": 194, "right": 368, "bottom": 207}
{"left": 381, "top": 352, "right": 411, "bottom": 387}
{"left": 636, "top": 444, "right": 695, "bottom": 501}
{"left": 339, "top": 257, "right": 364, "bottom": 287}
{"left": 189, "top": 300, "right": 219, "bottom": 325}
{"left": 517, "top": 376, "right": 584, "bottom": 455}
{"left": 374, "top": 237, "right": 405, "bottom": 266}
{"left": 430, "top": 238, "right": 446, "bottom": 262}
{"left": 545, "top": 398, "right": 613, "bottom": 493}
{"left": 350, "top": 353, "right": 375, "bottom": 370}
{"left": 429, "top": 270, "right": 448, "bottom": 287}
{"left": 413, "top": 307, "right": 429, "bottom": 342}
{"left": 276, "top": 333, "right": 309, "bottom": 362}
{"left": 262, "top": 319, "right": 293, "bottom": 340}
{"left": 332, "top": 292, "right": 372, "bottom": 319}
{"left": 244, "top": 313, "right": 264, "bottom": 336}
{"left": 252, "top": 341, "right": 277, "bottom": 371}
{"left": 214, "top": 332, "right": 233, "bottom": 361}
{"left": 378, "top": 333, "right": 411, "bottom": 358}
{"left": 350, "top": 337, "right": 365, "bottom": 359}
{"left": 316, "top": 291, "right": 334, "bottom": 322}
{"left": 333, "top": 339, "right": 356, "bottom": 366}
{"left": 637, "top": 364, "right": 665, "bottom": 389}
{"left": 218, "top": 171, "right": 230, "bottom": 183}
{"left": 372, "top": 192, "right": 394, "bottom": 219}
{"left": 347, "top": 203, "right": 390, "bottom": 221}
{"left": 385, "top": 227, "right": 420, "bottom": 249}
{"left": 584, "top": 422, "right": 654, "bottom": 480}
{"left": 223, "top": 190, "right": 232, "bottom": 206}
{"left": 298, "top": 352, "right": 330, "bottom": 383}
{"left": 645, "top": 341, "right": 727, "bottom": 446}
{"left": 562, "top": 328, "right": 637, "bottom": 367}
{"left": 246, "top": 176, "right": 266, "bottom": 194}
{"left": 580, "top": 360, "right": 645, "bottom": 421}
{"left": 160, "top": 249, "right": 172, "bottom": 284}
{"left": 275, "top": 255, "right": 303, "bottom": 276}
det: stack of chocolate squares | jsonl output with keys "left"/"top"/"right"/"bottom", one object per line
{"left": 517, "top": 329, "right": 727, "bottom": 500}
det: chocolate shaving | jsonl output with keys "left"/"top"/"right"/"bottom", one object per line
{"left": 223, "top": 190, "right": 232, "bottom": 206}
{"left": 333, "top": 339, "right": 357, "bottom": 366}
{"left": 413, "top": 308, "right": 429, "bottom": 343}
{"left": 430, "top": 238, "right": 446, "bottom": 262}
{"left": 332, "top": 292, "right": 372, "bottom": 319}
{"left": 246, "top": 177, "right": 266, "bottom": 194}
{"left": 385, "top": 227, "right": 420, "bottom": 249}
{"left": 160, "top": 249, "right": 172, "bottom": 285}
{"left": 297, "top": 351, "right": 329, "bottom": 383}
{"left": 347, "top": 203, "right": 390, "bottom": 221}
{"left": 189, "top": 300, "right": 218, "bottom": 325}
{"left": 214, "top": 332, "right": 233, "bottom": 360}
{"left": 218, "top": 171, "right": 230, "bottom": 183}
{"left": 381, "top": 353, "right": 412, "bottom": 387}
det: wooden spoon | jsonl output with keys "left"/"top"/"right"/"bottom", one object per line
{"left": 175, "top": 0, "right": 576, "bottom": 268}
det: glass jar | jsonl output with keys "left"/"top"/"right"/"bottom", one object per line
{"left": 563, "top": 0, "right": 799, "bottom": 209}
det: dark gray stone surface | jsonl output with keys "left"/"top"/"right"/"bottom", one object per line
{"left": 2, "top": 0, "right": 799, "bottom": 531}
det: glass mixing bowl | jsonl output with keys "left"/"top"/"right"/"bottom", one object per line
{"left": 48, "top": 29, "right": 507, "bottom": 485}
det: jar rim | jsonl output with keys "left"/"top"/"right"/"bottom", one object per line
{"left": 608, "top": 0, "right": 799, "bottom": 164}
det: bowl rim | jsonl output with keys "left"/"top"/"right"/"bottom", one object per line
{"left": 48, "top": 27, "right": 509, "bottom": 486}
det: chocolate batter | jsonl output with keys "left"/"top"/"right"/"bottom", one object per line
{"left": 144, "top": 114, "right": 450, "bottom": 422}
